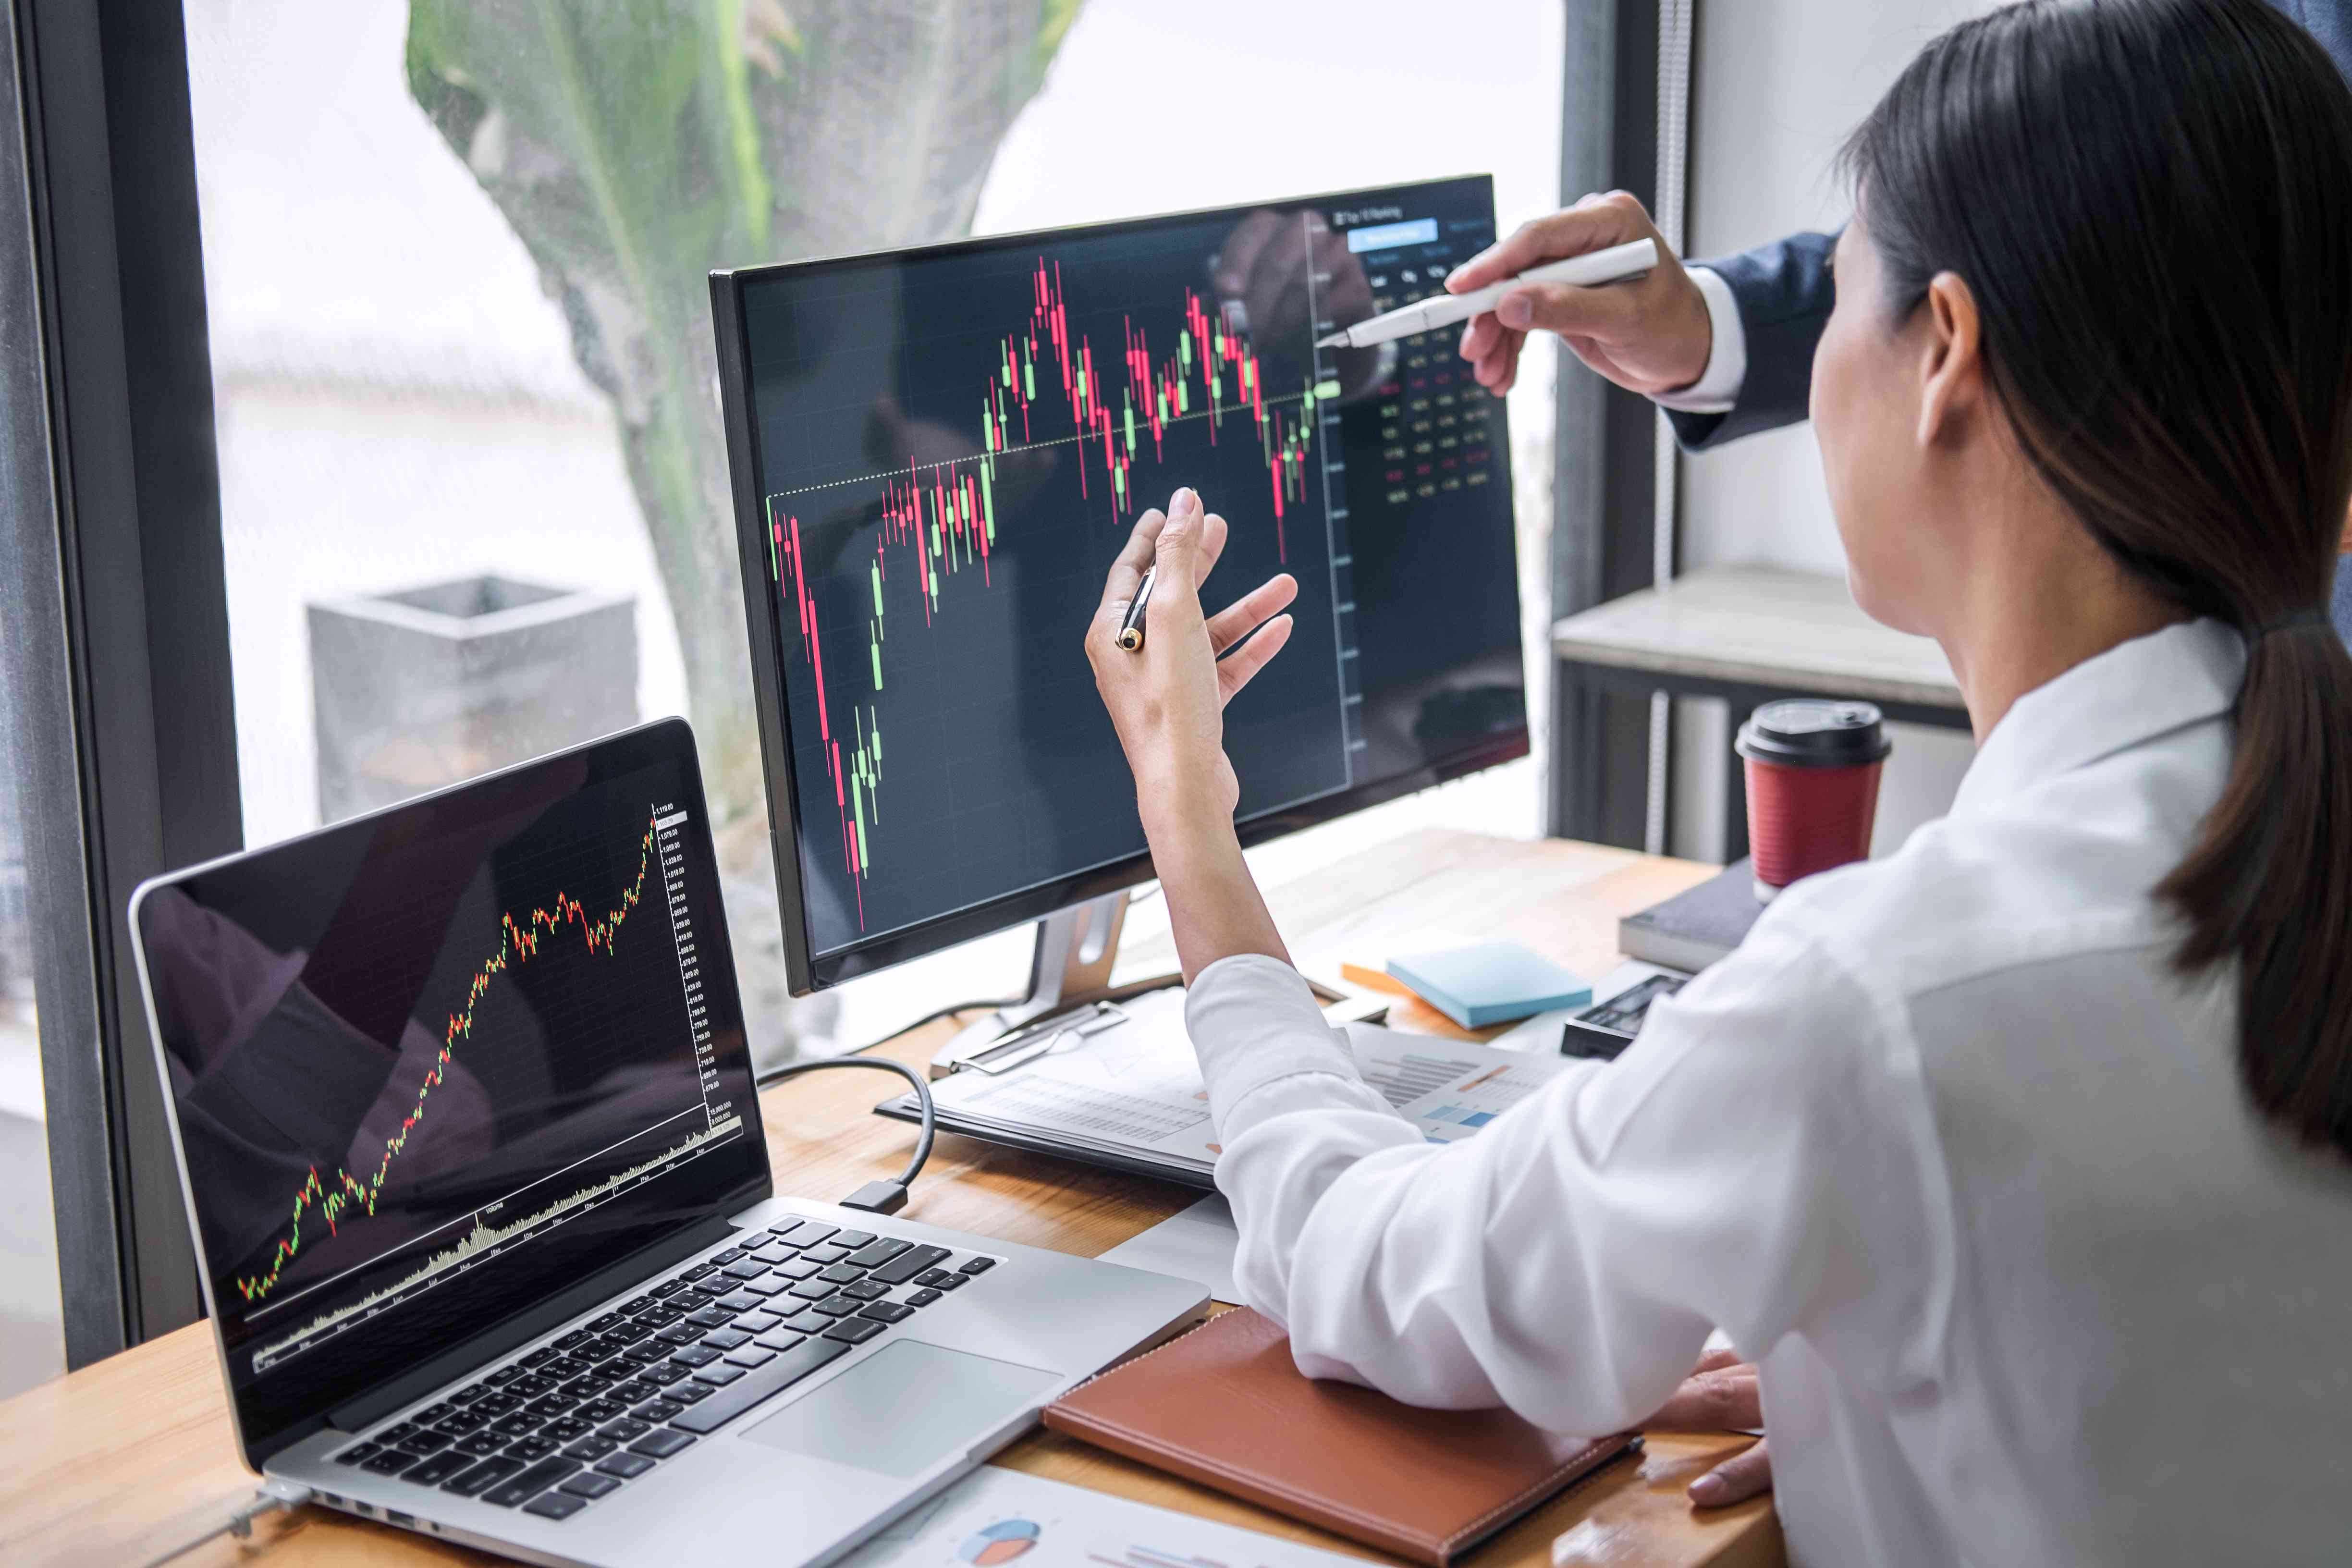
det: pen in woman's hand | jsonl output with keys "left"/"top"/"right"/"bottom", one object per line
{"left": 1117, "top": 565, "right": 1158, "bottom": 652}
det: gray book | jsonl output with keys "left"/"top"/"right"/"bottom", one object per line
{"left": 1617, "top": 859, "right": 1764, "bottom": 971}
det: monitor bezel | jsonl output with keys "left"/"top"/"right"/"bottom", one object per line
{"left": 125, "top": 715, "right": 775, "bottom": 1470}
{"left": 710, "top": 175, "right": 1529, "bottom": 994}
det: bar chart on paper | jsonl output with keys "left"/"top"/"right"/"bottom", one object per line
{"left": 735, "top": 176, "right": 1515, "bottom": 957}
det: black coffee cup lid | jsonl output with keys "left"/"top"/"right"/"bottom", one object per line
{"left": 1735, "top": 698, "right": 1892, "bottom": 768}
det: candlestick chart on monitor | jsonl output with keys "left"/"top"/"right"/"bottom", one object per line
{"left": 732, "top": 176, "right": 1521, "bottom": 961}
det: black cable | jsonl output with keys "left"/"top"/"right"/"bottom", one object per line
{"left": 753, "top": 1054, "right": 939, "bottom": 1213}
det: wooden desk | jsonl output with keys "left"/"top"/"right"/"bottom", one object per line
{"left": 0, "top": 830, "right": 1779, "bottom": 1568}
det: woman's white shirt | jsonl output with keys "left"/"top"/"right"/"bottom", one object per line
{"left": 1184, "top": 618, "right": 2352, "bottom": 1567}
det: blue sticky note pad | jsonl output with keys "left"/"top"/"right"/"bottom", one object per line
{"left": 1384, "top": 942, "right": 1592, "bottom": 1029}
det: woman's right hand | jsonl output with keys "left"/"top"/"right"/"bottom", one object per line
{"left": 1449, "top": 190, "right": 1715, "bottom": 398}
{"left": 1643, "top": 1348, "right": 1774, "bottom": 1509}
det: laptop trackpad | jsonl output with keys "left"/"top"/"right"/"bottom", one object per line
{"left": 740, "top": 1340, "right": 1059, "bottom": 1478}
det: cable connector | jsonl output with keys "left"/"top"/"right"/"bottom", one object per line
{"left": 839, "top": 1179, "right": 910, "bottom": 1214}
{"left": 136, "top": 1480, "right": 312, "bottom": 1568}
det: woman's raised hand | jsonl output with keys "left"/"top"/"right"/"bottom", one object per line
{"left": 1087, "top": 487, "right": 1296, "bottom": 829}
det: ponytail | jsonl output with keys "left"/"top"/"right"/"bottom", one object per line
{"left": 1846, "top": 0, "right": 2352, "bottom": 1153}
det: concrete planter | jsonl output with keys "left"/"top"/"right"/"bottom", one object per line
{"left": 310, "top": 575, "right": 637, "bottom": 822}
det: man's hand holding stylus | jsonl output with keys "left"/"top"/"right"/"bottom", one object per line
{"left": 1450, "top": 190, "right": 1715, "bottom": 398}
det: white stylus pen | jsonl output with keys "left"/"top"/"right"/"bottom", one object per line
{"left": 1314, "top": 237, "right": 1659, "bottom": 349}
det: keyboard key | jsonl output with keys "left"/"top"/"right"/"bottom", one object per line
{"left": 823, "top": 1317, "right": 886, "bottom": 1345}
{"left": 457, "top": 1433, "right": 508, "bottom": 1457}
{"left": 671, "top": 1345, "right": 722, "bottom": 1367}
{"left": 649, "top": 1278, "right": 688, "bottom": 1298}
{"left": 543, "top": 1356, "right": 590, "bottom": 1379}
{"left": 404, "top": 1451, "right": 474, "bottom": 1487}
{"left": 546, "top": 1418, "right": 593, "bottom": 1440}
{"left": 437, "top": 1410, "right": 488, "bottom": 1435}
{"left": 735, "top": 1311, "right": 783, "bottom": 1333}
{"left": 333, "top": 1443, "right": 380, "bottom": 1466}
{"left": 507, "top": 1436, "right": 559, "bottom": 1460}
{"left": 686, "top": 1307, "right": 734, "bottom": 1329}
{"left": 811, "top": 1298, "right": 860, "bottom": 1318}
{"left": 787, "top": 1279, "right": 837, "bottom": 1301}
{"left": 906, "top": 1288, "right": 943, "bottom": 1306}
{"left": 749, "top": 1245, "right": 794, "bottom": 1266}
{"left": 585, "top": 1313, "right": 624, "bottom": 1333}
{"left": 772, "top": 1258, "right": 821, "bottom": 1282}
{"left": 510, "top": 1374, "right": 559, "bottom": 1396}
{"left": 483, "top": 1457, "right": 580, "bottom": 1507}
{"left": 629, "top": 1429, "right": 698, "bottom": 1459}
{"left": 723, "top": 1347, "right": 776, "bottom": 1369}
{"left": 623, "top": 1343, "right": 670, "bottom": 1365}
{"left": 668, "top": 1338, "right": 853, "bottom": 1435}
{"left": 668, "top": 1382, "right": 713, "bottom": 1406}
{"left": 932, "top": 1273, "right": 968, "bottom": 1292}
{"left": 773, "top": 1220, "right": 836, "bottom": 1247}
{"left": 377, "top": 1422, "right": 420, "bottom": 1443}
{"left": 717, "top": 1292, "right": 764, "bottom": 1313}
{"left": 639, "top": 1304, "right": 686, "bottom": 1327}
{"left": 913, "top": 1269, "right": 955, "bottom": 1288}
{"left": 443, "top": 1456, "right": 525, "bottom": 1496}
{"left": 400, "top": 1429, "right": 453, "bottom": 1453}
{"left": 690, "top": 1278, "right": 736, "bottom": 1298}
{"left": 756, "top": 1326, "right": 815, "bottom": 1350}
{"left": 414, "top": 1402, "right": 454, "bottom": 1423}
{"left": 612, "top": 1379, "right": 662, "bottom": 1404}
{"left": 475, "top": 1391, "right": 523, "bottom": 1414}
{"left": 644, "top": 1362, "right": 691, "bottom": 1386}
{"left": 610, "top": 1320, "right": 657, "bottom": 1345}
{"left": 655, "top": 1324, "right": 700, "bottom": 1347}
{"left": 738, "top": 1277, "right": 788, "bottom": 1298}
{"left": 448, "top": 1385, "right": 487, "bottom": 1406}
{"left": 596, "top": 1452, "right": 657, "bottom": 1479}
{"left": 562, "top": 1471, "right": 624, "bottom": 1499}
{"left": 691, "top": 1363, "right": 746, "bottom": 1386}
{"left": 680, "top": 1264, "right": 717, "bottom": 1282}
{"left": 803, "top": 1244, "right": 852, "bottom": 1266}
{"left": 524, "top": 1395, "right": 578, "bottom": 1418}
{"left": 958, "top": 1256, "right": 997, "bottom": 1275}
{"left": 702, "top": 1328, "right": 751, "bottom": 1351}
{"left": 600, "top": 1417, "right": 654, "bottom": 1440}
{"left": 485, "top": 1366, "right": 524, "bottom": 1386}
{"left": 521, "top": 1348, "right": 557, "bottom": 1369}
{"left": 871, "top": 1246, "right": 951, "bottom": 1286}
{"left": 711, "top": 1248, "right": 746, "bottom": 1266}
{"left": 833, "top": 1231, "right": 877, "bottom": 1249}
{"left": 620, "top": 1294, "right": 658, "bottom": 1313}
{"left": 818, "top": 1262, "right": 867, "bottom": 1284}
{"left": 563, "top": 1437, "right": 618, "bottom": 1461}
{"left": 578, "top": 1399, "right": 628, "bottom": 1422}
{"left": 722, "top": 1260, "right": 767, "bottom": 1281}
{"left": 491, "top": 1414, "right": 542, "bottom": 1437}
{"left": 859, "top": 1301, "right": 914, "bottom": 1323}
{"left": 843, "top": 1281, "right": 889, "bottom": 1301}
{"left": 524, "top": 1492, "right": 588, "bottom": 1520}
{"left": 846, "top": 1238, "right": 913, "bottom": 1267}
{"left": 553, "top": 1329, "right": 592, "bottom": 1351}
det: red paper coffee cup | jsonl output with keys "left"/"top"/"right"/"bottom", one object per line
{"left": 1736, "top": 699, "right": 1891, "bottom": 900}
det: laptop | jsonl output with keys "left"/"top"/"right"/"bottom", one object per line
{"left": 128, "top": 718, "right": 1206, "bottom": 1567}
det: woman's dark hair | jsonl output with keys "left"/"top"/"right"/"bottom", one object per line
{"left": 1846, "top": 0, "right": 2352, "bottom": 1154}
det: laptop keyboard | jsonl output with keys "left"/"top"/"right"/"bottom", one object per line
{"left": 327, "top": 1218, "right": 1001, "bottom": 1521}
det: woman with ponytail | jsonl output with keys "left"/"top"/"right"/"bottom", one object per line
{"left": 1081, "top": 1, "right": 2352, "bottom": 1562}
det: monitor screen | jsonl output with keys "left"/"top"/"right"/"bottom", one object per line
{"left": 132, "top": 721, "right": 768, "bottom": 1461}
{"left": 716, "top": 176, "right": 1525, "bottom": 988}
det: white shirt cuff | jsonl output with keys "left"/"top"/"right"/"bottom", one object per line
{"left": 1184, "top": 953, "right": 1384, "bottom": 1124}
{"left": 1649, "top": 265, "right": 1745, "bottom": 415}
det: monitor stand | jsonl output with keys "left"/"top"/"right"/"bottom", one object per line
{"left": 928, "top": 893, "right": 1175, "bottom": 1078}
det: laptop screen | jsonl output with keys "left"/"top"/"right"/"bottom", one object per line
{"left": 133, "top": 720, "right": 769, "bottom": 1460}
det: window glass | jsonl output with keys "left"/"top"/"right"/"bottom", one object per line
{"left": 0, "top": 560, "right": 66, "bottom": 1397}
{"left": 185, "top": 0, "right": 1561, "bottom": 1057}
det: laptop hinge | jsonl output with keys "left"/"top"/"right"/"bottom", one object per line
{"left": 320, "top": 1213, "right": 738, "bottom": 1438}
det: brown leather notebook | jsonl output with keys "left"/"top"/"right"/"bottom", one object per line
{"left": 1042, "top": 1308, "right": 1638, "bottom": 1567}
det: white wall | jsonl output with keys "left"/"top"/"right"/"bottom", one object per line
{"left": 1667, "top": 0, "right": 1997, "bottom": 862}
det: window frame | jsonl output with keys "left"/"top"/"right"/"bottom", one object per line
{"left": 4, "top": 0, "right": 242, "bottom": 1365}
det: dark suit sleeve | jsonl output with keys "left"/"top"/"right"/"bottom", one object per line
{"left": 1664, "top": 231, "right": 1838, "bottom": 451}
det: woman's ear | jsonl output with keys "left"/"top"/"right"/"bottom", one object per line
{"left": 1916, "top": 270, "right": 1984, "bottom": 448}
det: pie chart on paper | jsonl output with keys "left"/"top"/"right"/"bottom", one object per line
{"left": 960, "top": 1519, "right": 1042, "bottom": 1566}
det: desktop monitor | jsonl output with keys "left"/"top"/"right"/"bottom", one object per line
{"left": 711, "top": 175, "right": 1526, "bottom": 992}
